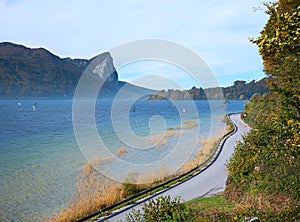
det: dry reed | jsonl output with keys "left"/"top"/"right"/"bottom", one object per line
{"left": 181, "top": 136, "right": 220, "bottom": 173}
{"left": 116, "top": 146, "right": 127, "bottom": 156}
{"left": 45, "top": 157, "right": 124, "bottom": 222}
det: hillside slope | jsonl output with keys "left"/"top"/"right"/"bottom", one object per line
{"left": 0, "top": 42, "right": 155, "bottom": 99}
{"left": 0, "top": 42, "right": 88, "bottom": 98}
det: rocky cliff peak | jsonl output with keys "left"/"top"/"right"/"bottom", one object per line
{"left": 91, "top": 52, "right": 118, "bottom": 83}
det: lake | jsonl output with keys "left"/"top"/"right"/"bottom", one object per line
{"left": 0, "top": 99, "right": 246, "bottom": 221}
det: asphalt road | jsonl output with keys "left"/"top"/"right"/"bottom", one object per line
{"left": 97, "top": 113, "right": 251, "bottom": 222}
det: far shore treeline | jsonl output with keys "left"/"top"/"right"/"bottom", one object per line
{"left": 148, "top": 78, "right": 269, "bottom": 100}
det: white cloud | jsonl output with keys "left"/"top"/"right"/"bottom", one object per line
{"left": 0, "top": 0, "right": 269, "bottom": 87}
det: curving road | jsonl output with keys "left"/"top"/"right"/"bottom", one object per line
{"left": 97, "top": 113, "right": 251, "bottom": 222}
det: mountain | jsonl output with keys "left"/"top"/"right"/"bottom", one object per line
{"left": 0, "top": 42, "right": 154, "bottom": 99}
{"left": 0, "top": 42, "right": 85, "bottom": 98}
{"left": 148, "top": 78, "right": 269, "bottom": 100}
{"left": 0, "top": 42, "right": 268, "bottom": 100}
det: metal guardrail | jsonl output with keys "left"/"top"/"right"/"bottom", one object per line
{"left": 77, "top": 113, "right": 239, "bottom": 222}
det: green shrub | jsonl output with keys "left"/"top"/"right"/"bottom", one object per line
{"left": 125, "top": 195, "right": 194, "bottom": 222}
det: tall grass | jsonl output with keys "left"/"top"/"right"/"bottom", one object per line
{"left": 116, "top": 146, "right": 127, "bottom": 156}
{"left": 180, "top": 136, "right": 220, "bottom": 173}
{"left": 45, "top": 158, "right": 124, "bottom": 222}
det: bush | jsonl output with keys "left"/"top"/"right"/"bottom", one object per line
{"left": 227, "top": 93, "right": 300, "bottom": 201}
{"left": 125, "top": 195, "right": 194, "bottom": 222}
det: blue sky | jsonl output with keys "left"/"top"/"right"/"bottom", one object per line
{"left": 0, "top": 0, "right": 269, "bottom": 89}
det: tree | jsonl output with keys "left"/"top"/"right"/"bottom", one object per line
{"left": 226, "top": 0, "right": 300, "bottom": 209}
{"left": 251, "top": 0, "right": 300, "bottom": 119}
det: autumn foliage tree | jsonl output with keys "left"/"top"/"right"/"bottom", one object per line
{"left": 251, "top": 0, "right": 300, "bottom": 118}
{"left": 226, "top": 0, "right": 300, "bottom": 217}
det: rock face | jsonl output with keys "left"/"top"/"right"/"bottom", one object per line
{"left": 0, "top": 42, "right": 129, "bottom": 98}
{"left": 91, "top": 52, "right": 118, "bottom": 83}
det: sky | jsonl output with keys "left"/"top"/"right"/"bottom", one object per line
{"left": 0, "top": 0, "right": 270, "bottom": 89}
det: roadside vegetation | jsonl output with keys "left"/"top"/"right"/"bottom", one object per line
{"left": 126, "top": 194, "right": 299, "bottom": 221}
{"left": 225, "top": 0, "right": 300, "bottom": 220}
{"left": 125, "top": 195, "right": 195, "bottom": 222}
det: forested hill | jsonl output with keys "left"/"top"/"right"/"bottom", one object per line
{"left": 0, "top": 42, "right": 154, "bottom": 99}
{"left": 0, "top": 42, "right": 88, "bottom": 98}
{"left": 148, "top": 78, "right": 269, "bottom": 100}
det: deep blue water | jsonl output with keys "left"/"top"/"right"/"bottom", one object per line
{"left": 0, "top": 99, "right": 246, "bottom": 221}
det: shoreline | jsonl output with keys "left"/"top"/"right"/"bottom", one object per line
{"left": 74, "top": 113, "right": 238, "bottom": 222}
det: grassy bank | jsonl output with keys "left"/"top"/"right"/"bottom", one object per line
{"left": 184, "top": 194, "right": 299, "bottom": 221}
{"left": 125, "top": 189, "right": 299, "bottom": 221}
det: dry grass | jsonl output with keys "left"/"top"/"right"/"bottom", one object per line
{"left": 45, "top": 157, "right": 125, "bottom": 222}
{"left": 136, "top": 167, "right": 170, "bottom": 185}
{"left": 116, "top": 146, "right": 127, "bottom": 156}
{"left": 216, "top": 114, "right": 226, "bottom": 122}
{"left": 98, "top": 155, "right": 113, "bottom": 164}
{"left": 224, "top": 124, "right": 232, "bottom": 135}
{"left": 45, "top": 161, "right": 172, "bottom": 222}
{"left": 166, "top": 127, "right": 175, "bottom": 131}
{"left": 121, "top": 168, "right": 173, "bottom": 196}
{"left": 148, "top": 130, "right": 180, "bottom": 148}
{"left": 181, "top": 136, "right": 220, "bottom": 173}
{"left": 231, "top": 192, "right": 295, "bottom": 213}
{"left": 188, "top": 192, "right": 299, "bottom": 221}
{"left": 183, "top": 120, "right": 198, "bottom": 126}
{"left": 183, "top": 120, "right": 199, "bottom": 129}
{"left": 148, "top": 134, "right": 168, "bottom": 147}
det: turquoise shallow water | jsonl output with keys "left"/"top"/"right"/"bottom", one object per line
{"left": 0, "top": 99, "right": 245, "bottom": 221}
